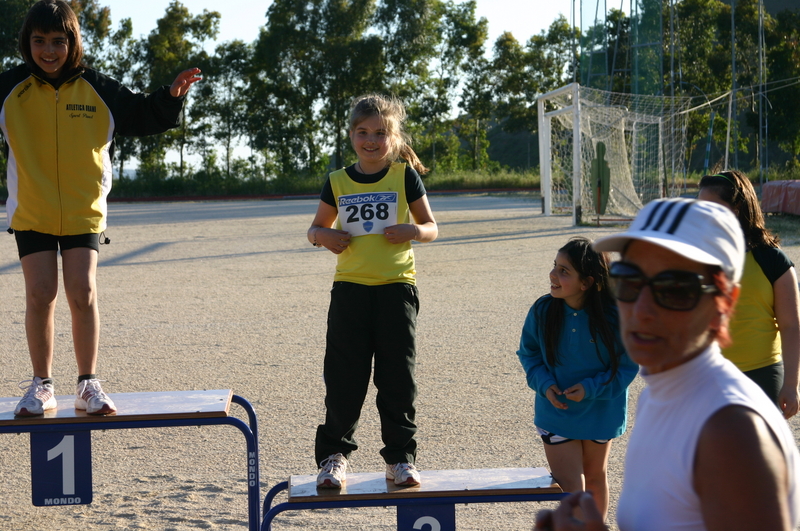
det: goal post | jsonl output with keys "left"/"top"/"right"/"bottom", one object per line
{"left": 538, "top": 83, "right": 691, "bottom": 225}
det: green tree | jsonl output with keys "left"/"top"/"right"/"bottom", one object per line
{"left": 493, "top": 16, "right": 577, "bottom": 139}
{"left": 673, "top": 0, "right": 728, "bottom": 93}
{"left": 413, "top": 0, "right": 484, "bottom": 171}
{"left": 139, "top": 1, "right": 219, "bottom": 179}
{"left": 0, "top": 0, "right": 33, "bottom": 71}
{"left": 92, "top": 17, "right": 148, "bottom": 180}
{"left": 669, "top": 0, "right": 729, "bottom": 170}
{"left": 604, "top": 8, "right": 631, "bottom": 93}
{"left": 250, "top": 0, "right": 328, "bottom": 178}
{"left": 492, "top": 32, "right": 530, "bottom": 132}
{"left": 459, "top": 53, "right": 494, "bottom": 171}
{"left": 631, "top": 0, "right": 663, "bottom": 95}
{"left": 318, "top": 0, "right": 382, "bottom": 168}
{"left": 767, "top": 10, "right": 800, "bottom": 167}
{"left": 374, "top": 0, "right": 442, "bottom": 100}
{"left": 191, "top": 40, "right": 252, "bottom": 179}
{"left": 69, "top": 0, "right": 111, "bottom": 67}
{"left": 730, "top": 0, "right": 779, "bottom": 168}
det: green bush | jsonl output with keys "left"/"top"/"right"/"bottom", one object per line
{"left": 12, "top": 162, "right": 800, "bottom": 204}
{"left": 423, "top": 169, "right": 540, "bottom": 191}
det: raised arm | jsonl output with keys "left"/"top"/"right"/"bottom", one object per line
{"left": 170, "top": 68, "right": 202, "bottom": 98}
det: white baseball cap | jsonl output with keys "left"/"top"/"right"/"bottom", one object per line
{"left": 592, "top": 198, "right": 746, "bottom": 283}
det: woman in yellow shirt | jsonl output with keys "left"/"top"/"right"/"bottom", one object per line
{"left": 698, "top": 170, "right": 800, "bottom": 419}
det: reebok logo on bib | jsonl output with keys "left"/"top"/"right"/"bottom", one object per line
{"left": 337, "top": 192, "right": 398, "bottom": 237}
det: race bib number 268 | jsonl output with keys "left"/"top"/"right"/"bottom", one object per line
{"left": 337, "top": 192, "right": 398, "bottom": 237}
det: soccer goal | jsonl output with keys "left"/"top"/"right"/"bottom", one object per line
{"left": 537, "top": 83, "right": 691, "bottom": 225}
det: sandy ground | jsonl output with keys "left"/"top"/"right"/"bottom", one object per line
{"left": 0, "top": 193, "right": 798, "bottom": 531}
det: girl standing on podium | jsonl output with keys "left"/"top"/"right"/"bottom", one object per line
{"left": 307, "top": 93, "right": 437, "bottom": 489}
{"left": 1, "top": 0, "right": 200, "bottom": 417}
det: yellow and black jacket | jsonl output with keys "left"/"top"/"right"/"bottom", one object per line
{"left": 0, "top": 64, "right": 184, "bottom": 235}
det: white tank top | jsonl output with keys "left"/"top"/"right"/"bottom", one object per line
{"left": 617, "top": 344, "right": 800, "bottom": 531}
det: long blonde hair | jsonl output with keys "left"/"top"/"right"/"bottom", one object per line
{"left": 349, "top": 94, "right": 429, "bottom": 175}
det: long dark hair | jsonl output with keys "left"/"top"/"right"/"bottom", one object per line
{"left": 19, "top": 0, "right": 85, "bottom": 85}
{"left": 544, "top": 237, "right": 621, "bottom": 383}
{"left": 698, "top": 170, "right": 779, "bottom": 250}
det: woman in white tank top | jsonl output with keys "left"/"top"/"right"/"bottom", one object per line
{"left": 535, "top": 198, "right": 800, "bottom": 531}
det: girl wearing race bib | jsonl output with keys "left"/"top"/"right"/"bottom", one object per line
{"left": 308, "top": 94, "right": 438, "bottom": 489}
{"left": 517, "top": 237, "right": 637, "bottom": 520}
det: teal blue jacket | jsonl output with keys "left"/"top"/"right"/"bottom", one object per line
{"left": 516, "top": 294, "right": 638, "bottom": 440}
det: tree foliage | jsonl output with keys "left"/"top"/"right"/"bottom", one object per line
{"left": 767, "top": 9, "right": 800, "bottom": 166}
{"left": 1, "top": 0, "right": 800, "bottom": 195}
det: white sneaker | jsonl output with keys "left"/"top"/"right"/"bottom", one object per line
{"left": 15, "top": 377, "right": 57, "bottom": 417}
{"left": 386, "top": 462, "right": 421, "bottom": 487}
{"left": 75, "top": 379, "right": 116, "bottom": 415}
{"left": 317, "top": 453, "right": 347, "bottom": 488}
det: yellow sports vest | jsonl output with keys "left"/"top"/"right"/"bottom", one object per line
{"left": 723, "top": 252, "right": 781, "bottom": 371}
{"left": 330, "top": 162, "right": 415, "bottom": 286}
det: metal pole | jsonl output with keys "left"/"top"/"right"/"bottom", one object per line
{"left": 670, "top": 0, "right": 676, "bottom": 184}
{"left": 572, "top": 83, "right": 582, "bottom": 226}
{"left": 758, "top": 0, "right": 766, "bottom": 183}
{"left": 538, "top": 92, "right": 552, "bottom": 216}
{"left": 573, "top": 0, "right": 579, "bottom": 83}
{"left": 725, "top": 90, "right": 732, "bottom": 170}
{"left": 731, "top": 0, "right": 737, "bottom": 168}
{"left": 684, "top": 83, "right": 715, "bottom": 175}
{"left": 704, "top": 110, "right": 715, "bottom": 174}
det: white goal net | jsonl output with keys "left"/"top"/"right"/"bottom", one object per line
{"left": 537, "top": 83, "right": 692, "bottom": 225}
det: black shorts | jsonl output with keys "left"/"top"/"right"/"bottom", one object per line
{"left": 536, "top": 427, "right": 610, "bottom": 445}
{"left": 14, "top": 230, "right": 99, "bottom": 259}
{"left": 744, "top": 361, "right": 784, "bottom": 407}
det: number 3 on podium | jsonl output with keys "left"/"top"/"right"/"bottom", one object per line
{"left": 30, "top": 431, "right": 93, "bottom": 506}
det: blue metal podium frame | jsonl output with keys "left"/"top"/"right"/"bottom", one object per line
{"left": 0, "top": 392, "right": 261, "bottom": 531}
{"left": 261, "top": 475, "right": 567, "bottom": 531}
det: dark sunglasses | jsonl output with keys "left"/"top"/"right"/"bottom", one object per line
{"left": 609, "top": 261, "right": 719, "bottom": 311}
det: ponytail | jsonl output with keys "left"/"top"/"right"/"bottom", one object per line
{"left": 400, "top": 144, "right": 430, "bottom": 175}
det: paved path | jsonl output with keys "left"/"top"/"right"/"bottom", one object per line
{"left": 0, "top": 194, "right": 798, "bottom": 530}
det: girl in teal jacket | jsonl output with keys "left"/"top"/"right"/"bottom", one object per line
{"left": 517, "top": 236, "right": 637, "bottom": 520}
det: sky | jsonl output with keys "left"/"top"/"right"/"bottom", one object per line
{"left": 100, "top": 0, "right": 574, "bottom": 53}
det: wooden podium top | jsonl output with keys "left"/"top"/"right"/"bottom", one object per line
{"left": 0, "top": 389, "right": 233, "bottom": 427}
{"left": 288, "top": 467, "right": 562, "bottom": 502}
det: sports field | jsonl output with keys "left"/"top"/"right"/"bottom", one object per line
{"left": 1, "top": 194, "right": 799, "bottom": 530}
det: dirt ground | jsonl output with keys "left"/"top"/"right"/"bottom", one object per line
{"left": 1, "top": 194, "right": 798, "bottom": 530}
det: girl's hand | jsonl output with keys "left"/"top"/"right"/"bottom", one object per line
{"left": 778, "top": 384, "right": 800, "bottom": 419}
{"left": 383, "top": 224, "right": 415, "bottom": 244}
{"left": 318, "top": 228, "right": 351, "bottom": 254}
{"left": 534, "top": 492, "right": 608, "bottom": 531}
{"left": 170, "top": 67, "right": 202, "bottom": 98}
{"left": 563, "top": 383, "right": 585, "bottom": 403}
{"left": 546, "top": 385, "right": 568, "bottom": 410}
